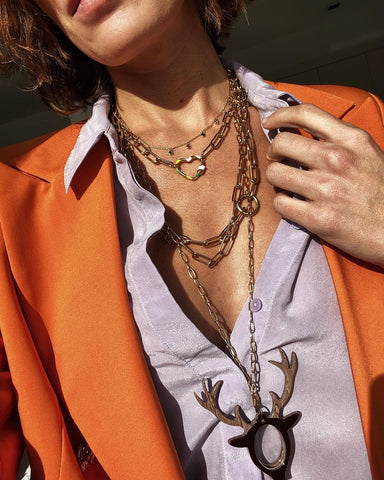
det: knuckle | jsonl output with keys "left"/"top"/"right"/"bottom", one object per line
{"left": 300, "top": 103, "right": 319, "bottom": 117}
{"left": 317, "top": 180, "right": 335, "bottom": 199}
{"left": 349, "top": 126, "right": 372, "bottom": 146}
{"left": 324, "top": 146, "right": 353, "bottom": 171}
{"left": 311, "top": 206, "right": 338, "bottom": 235}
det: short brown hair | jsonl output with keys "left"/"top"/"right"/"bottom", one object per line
{"left": 0, "top": 0, "right": 249, "bottom": 114}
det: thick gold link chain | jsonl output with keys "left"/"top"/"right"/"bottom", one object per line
{"left": 162, "top": 74, "right": 260, "bottom": 269}
{"left": 111, "top": 71, "right": 264, "bottom": 410}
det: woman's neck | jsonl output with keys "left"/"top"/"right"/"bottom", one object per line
{"left": 107, "top": 4, "right": 228, "bottom": 146}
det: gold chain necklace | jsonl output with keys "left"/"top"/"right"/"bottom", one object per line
{"left": 137, "top": 89, "right": 229, "bottom": 156}
{"left": 111, "top": 71, "right": 238, "bottom": 181}
{"left": 111, "top": 71, "right": 300, "bottom": 480}
{"left": 114, "top": 72, "right": 258, "bottom": 269}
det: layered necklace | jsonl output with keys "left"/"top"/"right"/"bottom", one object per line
{"left": 111, "top": 70, "right": 300, "bottom": 480}
{"left": 112, "top": 74, "right": 234, "bottom": 182}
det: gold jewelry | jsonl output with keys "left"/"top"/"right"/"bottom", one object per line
{"left": 112, "top": 71, "right": 238, "bottom": 181}
{"left": 111, "top": 70, "right": 300, "bottom": 480}
{"left": 113, "top": 72, "right": 258, "bottom": 268}
{"left": 138, "top": 94, "right": 229, "bottom": 155}
{"left": 162, "top": 72, "right": 259, "bottom": 268}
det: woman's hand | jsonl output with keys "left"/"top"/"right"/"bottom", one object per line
{"left": 262, "top": 103, "right": 384, "bottom": 265}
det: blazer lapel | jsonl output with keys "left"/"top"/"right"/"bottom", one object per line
{"left": 14, "top": 137, "right": 184, "bottom": 479}
{"left": 63, "top": 141, "right": 184, "bottom": 478}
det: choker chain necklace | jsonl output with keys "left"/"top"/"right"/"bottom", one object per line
{"left": 136, "top": 92, "right": 229, "bottom": 156}
{"left": 111, "top": 71, "right": 300, "bottom": 480}
{"left": 111, "top": 71, "right": 238, "bottom": 181}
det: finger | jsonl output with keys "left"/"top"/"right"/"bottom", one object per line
{"left": 272, "top": 192, "right": 330, "bottom": 237}
{"left": 266, "top": 131, "right": 330, "bottom": 169}
{"left": 262, "top": 104, "right": 350, "bottom": 143}
{"left": 266, "top": 162, "right": 316, "bottom": 200}
{"left": 273, "top": 191, "right": 384, "bottom": 263}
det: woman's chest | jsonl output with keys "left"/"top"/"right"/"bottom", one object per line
{"left": 145, "top": 117, "right": 280, "bottom": 342}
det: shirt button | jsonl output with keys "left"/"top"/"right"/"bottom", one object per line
{"left": 251, "top": 298, "right": 262, "bottom": 312}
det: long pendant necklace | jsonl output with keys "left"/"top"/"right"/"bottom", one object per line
{"left": 111, "top": 71, "right": 300, "bottom": 480}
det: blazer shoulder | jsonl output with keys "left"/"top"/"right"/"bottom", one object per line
{"left": 268, "top": 81, "right": 384, "bottom": 134}
{"left": 270, "top": 80, "right": 375, "bottom": 107}
{"left": 0, "top": 122, "right": 84, "bottom": 183}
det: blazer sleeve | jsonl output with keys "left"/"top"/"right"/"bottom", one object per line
{"left": 0, "top": 225, "right": 24, "bottom": 479}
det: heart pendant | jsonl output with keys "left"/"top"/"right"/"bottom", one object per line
{"left": 175, "top": 155, "right": 206, "bottom": 181}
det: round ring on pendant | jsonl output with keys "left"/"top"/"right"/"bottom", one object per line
{"left": 175, "top": 155, "right": 206, "bottom": 181}
{"left": 236, "top": 194, "right": 260, "bottom": 216}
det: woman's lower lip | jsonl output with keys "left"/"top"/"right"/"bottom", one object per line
{"left": 74, "top": 0, "right": 111, "bottom": 18}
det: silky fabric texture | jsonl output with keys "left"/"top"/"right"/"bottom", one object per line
{"left": 0, "top": 62, "right": 383, "bottom": 478}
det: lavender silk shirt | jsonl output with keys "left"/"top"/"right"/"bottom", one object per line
{"left": 64, "top": 62, "right": 371, "bottom": 479}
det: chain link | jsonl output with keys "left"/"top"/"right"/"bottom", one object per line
{"left": 161, "top": 73, "right": 260, "bottom": 269}
{"left": 130, "top": 90, "right": 230, "bottom": 153}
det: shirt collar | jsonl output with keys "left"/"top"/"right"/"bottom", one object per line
{"left": 64, "top": 95, "right": 118, "bottom": 192}
{"left": 64, "top": 61, "right": 300, "bottom": 192}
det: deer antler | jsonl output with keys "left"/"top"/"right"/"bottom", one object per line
{"left": 195, "top": 379, "right": 251, "bottom": 431}
{"left": 268, "top": 348, "right": 298, "bottom": 418}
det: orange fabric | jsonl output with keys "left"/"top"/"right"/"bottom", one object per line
{"left": 0, "top": 137, "right": 185, "bottom": 479}
{"left": 0, "top": 84, "right": 383, "bottom": 479}
{"left": 322, "top": 246, "right": 384, "bottom": 478}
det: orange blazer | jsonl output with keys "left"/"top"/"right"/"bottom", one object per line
{"left": 0, "top": 83, "right": 383, "bottom": 480}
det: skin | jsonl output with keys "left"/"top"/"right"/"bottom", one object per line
{"left": 33, "top": 0, "right": 384, "bottom": 339}
{"left": 34, "top": 0, "right": 229, "bottom": 139}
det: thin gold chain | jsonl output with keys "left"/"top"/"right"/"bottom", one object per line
{"left": 112, "top": 107, "right": 234, "bottom": 169}
{"left": 140, "top": 90, "right": 230, "bottom": 153}
{"left": 111, "top": 71, "right": 263, "bottom": 410}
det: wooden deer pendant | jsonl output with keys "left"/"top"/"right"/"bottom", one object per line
{"left": 195, "top": 348, "right": 300, "bottom": 480}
